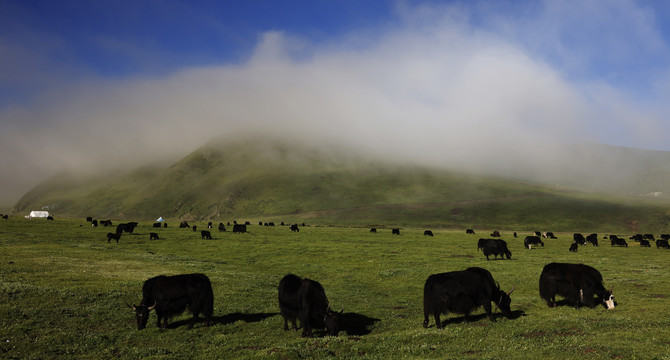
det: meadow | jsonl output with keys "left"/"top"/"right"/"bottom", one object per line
{"left": 1, "top": 217, "right": 669, "bottom": 359}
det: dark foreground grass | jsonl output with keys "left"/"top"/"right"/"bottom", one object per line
{"left": 1, "top": 218, "right": 669, "bottom": 359}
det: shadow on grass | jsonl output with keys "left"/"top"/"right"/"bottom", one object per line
{"left": 340, "top": 312, "right": 381, "bottom": 336}
{"left": 279, "top": 312, "right": 381, "bottom": 337}
{"left": 166, "top": 312, "right": 279, "bottom": 329}
{"left": 436, "top": 309, "right": 526, "bottom": 327}
{"left": 167, "top": 311, "right": 381, "bottom": 334}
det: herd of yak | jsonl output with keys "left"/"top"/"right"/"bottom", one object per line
{"left": 14, "top": 216, "right": 662, "bottom": 335}
{"left": 113, "top": 220, "right": 665, "bottom": 336}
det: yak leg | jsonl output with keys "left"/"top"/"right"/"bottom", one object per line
{"left": 433, "top": 311, "right": 442, "bottom": 329}
{"left": 545, "top": 285, "right": 557, "bottom": 307}
{"left": 482, "top": 302, "right": 496, "bottom": 321}
{"left": 188, "top": 311, "right": 200, "bottom": 329}
{"left": 582, "top": 288, "right": 596, "bottom": 308}
{"left": 299, "top": 309, "right": 312, "bottom": 337}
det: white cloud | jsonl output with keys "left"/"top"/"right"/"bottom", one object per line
{"left": 1, "top": 0, "right": 669, "bottom": 204}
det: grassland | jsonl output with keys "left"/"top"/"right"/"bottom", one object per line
{"left": 1, "top": 217, "right": 669, "bottom": 359}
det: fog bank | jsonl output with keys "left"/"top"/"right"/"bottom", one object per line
{"left": 1, "top": 3, "right": 669, "bottom": 205}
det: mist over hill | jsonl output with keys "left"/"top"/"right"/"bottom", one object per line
{"left": 11, "top": 137, "right": 670, "bottom": 232}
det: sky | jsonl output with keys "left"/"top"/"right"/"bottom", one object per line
{"left": 1, "top": 0, "right": 670, "bottom": 205}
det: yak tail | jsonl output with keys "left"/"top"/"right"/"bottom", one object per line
{"left": 538, "top": 271, "right": 549, "bottom": 301}
{"left": 423, "top": 279, "right": 436, "bottom": 317}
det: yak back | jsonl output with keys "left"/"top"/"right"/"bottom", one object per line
{"left": 141, "top": 273, "right": 213, "bottom": 316}
{"left": 539, "top": 262, "right": 607, "bottom": 302}
{"left": 424, "top": 267, "right": 502, "bottom": 315}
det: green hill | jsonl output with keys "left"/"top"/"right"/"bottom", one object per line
{"left": 11, "top": 137, "right": 670, "bottom": 232}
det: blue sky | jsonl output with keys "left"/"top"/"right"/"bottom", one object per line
{"left": 1, "top": 0, "right": 670, "bottom": 203}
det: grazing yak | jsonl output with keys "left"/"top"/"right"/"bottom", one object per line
{"left": 490, "top": 231, "right": 501, "bottom": 237}
{"left": 466, "top": 229, "right": 475, "bottom": 235}
{"left": 524, "top": 236, "right": 544, "bottom": 249}
{"left": 480, "top": 239, "right": 511, "bottom": 260}
{"left": 424, "top": 230, "right": 434, "bottom": 237}
{"left": 153, "top": 222, "right": 162, "bottom": 228}
{"left": 639, "top": 239, "right": 651, "bottom": 247}
{"left": 130, "top": 273, "right": 213, "bottom": 330}
{"left": 218, "top": 223, "right": 226, "bottom": 231}
{"left": 278, "top": 274, "right": 341, "bottom": 337}
{"left": 392, "top": 228, "right": 400, "bottom": 235}
{"left": 149, "top": 232, "right": 159, "bottom": 240}
{"left": 539, "top": 263, "right": 615, "bottom": 310}
{"left": 233, "top": 224, "right": 247, "bottom": 233}
{"left": 610, "top": 237, "right": 628, "bottom": 247}
{"left": 116, "top": 222, "right": 138, "bottom": 234}
{"left": 290, "top": 224, "right": 300, "bottom": 232}
{"left": 423, "top": 267, "right": 514, "bottom": 328}
{"left": 179, "top": 221, "right": 190, "bottom": 228}
{"left": 573, "top": 233, "right": 586, "bottom": 245}
{"left": 656, "top": 239, "right": 669, "bottom": 249}
{"left": 201, "top": 230, "right": 212, "bottom": 240}
{"left": 106, "top": 232, "right": 121, "bottom": 243}
{"left": 569, "top": 242, "right": 578, "bottom": 252}
{"left": 586, "top": 233, "right": 599, "bottom": 246}
{"left": 370, "top": 228, "right": 377, "bottom": 233}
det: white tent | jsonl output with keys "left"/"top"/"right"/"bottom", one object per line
{"left": 29, "top": 211, "right": 49, "bottom": 219}
{"left": 156, "top": 217, "right": 164, "bottom": 222}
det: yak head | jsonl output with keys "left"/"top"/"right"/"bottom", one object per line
{"left": 602, "top": 287, "right": 616, "bottom": 309}
{"left": 504, "top": 250, "right": 512, "bottom": 259}
{"left": 128, "top": 301, "right": 156, "bottom": 330}
{"left": 323, "top": 305, "right": 343, "bottom": 336}
{"left": 496, "top": 284, "right": 515, "bottom": 316}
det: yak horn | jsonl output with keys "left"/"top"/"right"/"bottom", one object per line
{"left": 127, "top": 303, "right": 136, "bottom": 311}
{"left": 507, "top": 286, "right": 516, "bottom": 296}
{"left": 147, "top": 301, "right": 157, "bottom": 310}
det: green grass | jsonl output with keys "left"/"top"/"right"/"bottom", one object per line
{"left": 1, "top": 217, "right": 669, "bottom": 359}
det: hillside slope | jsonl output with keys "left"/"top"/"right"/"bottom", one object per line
{"left": 12, "top": 137, "right": 670, "bottom": 232}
